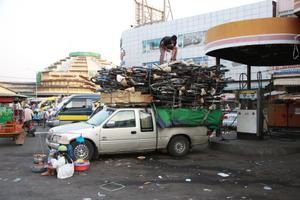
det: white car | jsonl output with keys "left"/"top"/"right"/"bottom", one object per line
{"left": 222, "top": 111, "right": 237, "bottom": 128}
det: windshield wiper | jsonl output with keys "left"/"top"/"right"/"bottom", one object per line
{"left": 86, "top": 121, "right": 97, "bottom": 126}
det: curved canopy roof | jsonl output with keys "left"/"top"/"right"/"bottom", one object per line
{"left": 205, "top": 18, "right": 300, "bottom": 66}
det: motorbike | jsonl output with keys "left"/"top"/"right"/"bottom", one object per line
{"left": 23, "top": 120, "right": 36, "bottom": 137}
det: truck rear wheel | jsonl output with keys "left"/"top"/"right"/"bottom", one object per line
{"left": 71, "top": 140, "right": 95, "bottom": 161}
{"left": 168, "top": 136, "right": 190, "bottom": 157}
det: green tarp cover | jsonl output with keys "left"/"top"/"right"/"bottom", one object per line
{"left": 156, "top": 107, "right": 222, "bottom": 129}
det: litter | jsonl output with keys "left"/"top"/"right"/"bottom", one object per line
{"left": 185, "top": 178, "right": 191, "bottom": 182}
{"left": 100, "top": 182, "right": 125, "bottom": 192}
{"left": 246, "top": 169, "right": 252, "bottom": 172}
{"left": 203, "top": 188, "right": 212, "bottom": 192}
{"left": 144, "top": 181, "right": 151, "bottom": 185}
{"left": 263, "top": 186, "right": 272, "bottom": 190}
{"left": 137, "top": 156, "right": 146, "bottom": 160}
{"left": 217, "top": 172, "right": 230, "bottom": 177}
{"left": 158, "top": 176, "right": 163, "bottom": 179}
{"left": 97, "top": 192, "right": 106, "bottom": 198}
{"left": 12, "top": 178, "right": 22, "bottom": 183}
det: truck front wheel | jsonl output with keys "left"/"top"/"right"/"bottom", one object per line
{"left": 71, "top": 140, "right": 95, "bottom": 161}
{"left": 168, "top": 136, "right": 190, "bottom": 157}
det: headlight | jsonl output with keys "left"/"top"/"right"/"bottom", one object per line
{"left": 52, "top": 135, "right": 62, "bottom": 143}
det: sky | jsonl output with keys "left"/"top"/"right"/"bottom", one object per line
{"left": 0, "top": 0, "right": 263, "bottom": 82}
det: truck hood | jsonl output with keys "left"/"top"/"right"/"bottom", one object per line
{"left": 50, "top": 122, "right": 93, "bottom": 133}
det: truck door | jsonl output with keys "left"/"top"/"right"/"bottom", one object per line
{"left": 100, "top": 110, "right": 138, "bottom": 153}
{"left": 137, "top": 109, "right": 156, "bottom": 150}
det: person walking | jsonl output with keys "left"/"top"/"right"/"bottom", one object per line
{"left": 159, "top": 35, "right": 177, "bottom": 64}
{"left": 23, "top": 105, "right": 34, "bottom": 136}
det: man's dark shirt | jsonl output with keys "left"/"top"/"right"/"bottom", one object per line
{"left": 160, "top": 36, "right": 176, "bottom": 49}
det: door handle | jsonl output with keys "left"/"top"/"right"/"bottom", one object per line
{"left": 102, "top": 136, "right": 107, "bottom": 140}
{"left": 131, "top": 131, "right": 137, "bottom": 134}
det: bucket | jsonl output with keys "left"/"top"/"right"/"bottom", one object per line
{"left": 74, "top": 160, "right": 90, "bottom": 172}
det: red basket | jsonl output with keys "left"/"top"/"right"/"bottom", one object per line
{"left": 74, "top": 161, "right": 90, "bottom": 172}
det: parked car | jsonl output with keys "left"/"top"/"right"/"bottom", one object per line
{"left": 222, "top": 111, "right": 237, "bottom": 128}
{"left": 46, "top": 106, "right": 208, "bottom": 160}
{"left": 46, "top": 94, "right": 100, "bottom": 127}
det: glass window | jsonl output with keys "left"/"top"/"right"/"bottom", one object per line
{"left": 106, "top": 111, "right": 136, "bottom": 128}
{"left": 66, "top": 99, "right": 86, "bottom": 108}
{"left": 139, "top": 110, "right": 153, "bottom": 132}
{"left": 87, "top": 108, "right": 114, "bottom": 126}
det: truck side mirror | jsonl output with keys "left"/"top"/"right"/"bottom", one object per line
{"left": 105, "top": 121, "right": 115, "bottom": 128}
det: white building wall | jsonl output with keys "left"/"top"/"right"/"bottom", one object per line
{"left": 121, "top": 0, "right": 274, "bottom": 85}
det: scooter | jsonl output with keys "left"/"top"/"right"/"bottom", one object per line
{"left": 23, "top": 121, "right": 36, "bottom": 137}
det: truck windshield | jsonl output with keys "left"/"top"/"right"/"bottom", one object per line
{"left": 86, "top": 108, "right": 114, "bottom": 126}
{"left": 55, "top": 97, "right": 71, "bottom": 111}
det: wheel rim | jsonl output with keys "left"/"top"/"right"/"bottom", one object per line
{"left": 174, "top": 142, "right": 186, "bottom": 154}
{"left": 74, "top": 144, "right": 89, "bottom": 159}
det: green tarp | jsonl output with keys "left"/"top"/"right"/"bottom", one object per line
{"left": 156, "top": 107, "right": 222, "bottom": 129}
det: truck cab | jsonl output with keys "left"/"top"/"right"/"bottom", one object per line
{"left": 46, "top": 94, "right": 100, "bottom": 127}
{"left": 46, "top": 106, "right": 208, "bottom": 160}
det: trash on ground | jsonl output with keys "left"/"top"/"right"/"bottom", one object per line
{"left": 263, "top": 186, "right": 272, "bottom": 190}
{"left": 100, "top": 182, "right": 125, "bottom": 192}
{"left": 203, "top": 188, "right": 212, "bottom": 192}
{"left": 185, "top": 178, "right": 191, "bottom": 182}
{"left": 97, "top": 192, "right": 106, "bottom": 198}
{"left": 144, "top": 181, "right": 151, "bottom": 185}
{"left": 158, "top": 176, "right": 163, "bottom": 179}
{"left": 137, "top": 156, "right": 146, "bottom": 160}
{"left": 12, "top": 178, "right": 22, "bottom": 183}
{"left": 218, "top": 172, "right": 230, "bottom": 177}
{"left": 246, "top": 169, "right": 252, "bottom": 172}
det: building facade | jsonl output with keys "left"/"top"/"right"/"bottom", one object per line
{"left": 37, "top": 52, "right": 114, "bottom": 96}
{"left": 121, "top": 0, "right": 275, "bottom": 90}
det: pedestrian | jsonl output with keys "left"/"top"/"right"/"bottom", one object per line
{"left": 159, "top": 35, "right": 177, "bottom": 64}
{"left": 41, "top": 145, "right": 74, "bottom": 179}
{"left": 23, "top": 104, "right": 34, "bottom": 135}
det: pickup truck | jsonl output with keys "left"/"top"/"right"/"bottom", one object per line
{"left": 46, "top": 107, "right": 208, "bottom": 160}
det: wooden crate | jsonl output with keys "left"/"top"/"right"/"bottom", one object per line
{"left": 101, "top": 91, "right": 153, "bottom": 104}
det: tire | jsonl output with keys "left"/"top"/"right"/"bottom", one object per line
{"left": 71, "top": 140, "right": 95, "bottom": 161}
{"left": 168, "top": 136, "right": 190, "bottom": 157}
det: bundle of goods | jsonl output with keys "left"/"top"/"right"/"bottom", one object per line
{"left": 90, "top": 60, "right": 230, "bottom": 107}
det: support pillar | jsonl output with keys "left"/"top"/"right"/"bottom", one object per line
{"left": 247, "top": 65, "right": 251, "bottom": 89}
{"left": 216, "top": 57, "right": 220, "bottom": 65}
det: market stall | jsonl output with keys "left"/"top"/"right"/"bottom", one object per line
{"left": 0, "top": 85, "right": 27, "bottom": 145}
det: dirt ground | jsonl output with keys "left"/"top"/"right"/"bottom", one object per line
{"left": 0, "top": 131, "right": 300, "bottom": 200}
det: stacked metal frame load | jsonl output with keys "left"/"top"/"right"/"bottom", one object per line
{"left": 90, "top": 60, "right": 230, "bottom": 107}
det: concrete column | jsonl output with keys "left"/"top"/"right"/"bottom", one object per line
{"left": 216, "top": 57, "right": 220, "bottom": 65}
{"left": 247, "top": 65, "right": 251, "bottom": 89}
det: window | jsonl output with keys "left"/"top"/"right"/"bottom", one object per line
{"left": 66, "top": 99, "right": 86, "bottom": 108}
{"left": 106, "top": 110, "right": 136, "bottom": 128}
{"left": 139, "top": 110, "right": 153, "bottom": 132}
